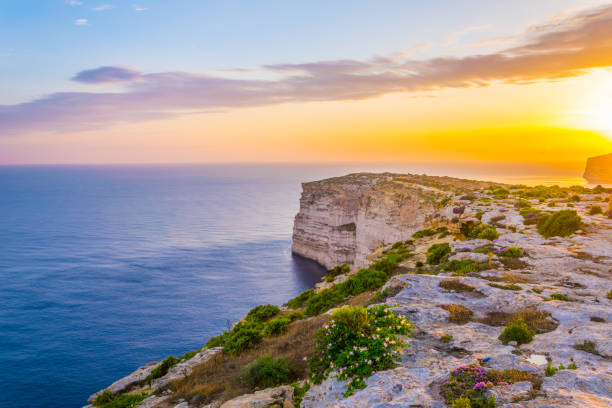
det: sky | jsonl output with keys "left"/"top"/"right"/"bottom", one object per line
{"left": 1, "top": 0, "right": 612, "bottom": 167}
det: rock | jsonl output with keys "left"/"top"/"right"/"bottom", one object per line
{"left": 542, "top": 369, "right": 612, "bottom": 407}
{"left": 137, "top": 395, "right": 170, "bottom": 408}
{"left": 174, "top": 402, "right": 189, "bottom": 408}
{"left": 219, "top": 385, "right": 294, "bottom": 408}
{"left": 583, "top": 153, "right": 612, "bottom": 183}
{"left": 88, "top": 361, "right": 159, "bottom": 401}
{"left": 151, "top": 348, "right": 221, "bottom": 391}
{"left": 485, "top": 381, "right": 532, "bottom": 405}
{"left": 449, "top": 252, "right": 489, "bottom": 264}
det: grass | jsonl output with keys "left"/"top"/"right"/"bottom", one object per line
{"left": 286, "top": 289, "right": 315, "bottom": 309}
{"left": 573, "top": 341, "right": 600, "bottom": 356}
{"left": 427, "top": 243, "right": 451, "bottom": 265}
{"left": 499, "top": 318, "right": 535, "bottom": 345}
{"left": 171, "top": 313, "right": 329, "bottom": 405}
{"left": 501, "top": 247, "right": 523, "bottom": 258}
{"left": 479, "top": 308, "right": 558, "bottom": 334}
{"left": 292, "top": 381, "right": 310, "bottom": 407}
{"left": 93, "top": 391, "right": 150, "bottom": 408}
{"left": 488, "top": 283, "right": 522, "bottom": 291}
{"left": 443, "top": 260, "right": 480, "bottom": 276}
{"left": 439, "top": 279, "right": 479, "bottom": 293}
{"left": 369, "top": 285, "right": 403, "bottom": 304}
{"left": 146, "top": 356, "right": 180, "bottom": 385}
{"left": 549, "top": 293, "right": 571, "bottom": 301}
{"left": 441, "top": 304, "right": 473, "bottom": 324}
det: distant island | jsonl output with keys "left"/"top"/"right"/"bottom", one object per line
{"left": 584, "top": 153, "right": 612, "bottom": 184}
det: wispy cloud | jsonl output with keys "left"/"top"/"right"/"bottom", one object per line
{"left": 3, "top": 4, "right": 612, "bottom": 136}
{"left": 72, "top": 66, "right": 142, "bottom": 84}
{"left": 74, "top": 18, "right": 88, "bottom": 26}
{"left": 445, "top": 24, "right": 491, "bottom": 47}
{"left": 92, "top": 4, "right": 114, "bottom": 11}
{"left": 66, "top": 0, "right": 83, "bottom": 6}
{"left": 134, "top": 6, "right": 148, "bottom": 12}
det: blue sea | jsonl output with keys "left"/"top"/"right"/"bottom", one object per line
{"left": 0, "top": 163, "right": 588, "bottom": 408}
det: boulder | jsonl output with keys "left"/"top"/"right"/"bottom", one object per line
{"left": 219, "top": 385, "right": 294, "bottom": 408}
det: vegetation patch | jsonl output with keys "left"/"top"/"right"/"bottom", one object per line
{"left": 488, "top": 283, "right": 522, "bottom": 291}
{"left": 439, "top": 279, "right": 480, "bottom": 294}
{"left": 549, "top": 293, "right": 571, "bottom": 301}
{"left": 292, "top": 381, "right": 310, "bottom": 407}
{"left": 286, "top": 289, "right": 315, "bottom": 309}
{"left": 443, "top": 260, "right": 480, "bottom": 276}
{"left": 369, "top": 285, "right": 403, "bottom": 304}
{"left": 501, "top": 247, "right": 523, "bottom": 258}
{"left": 537, "top": 210, "right": 581, "bottom": 238}
{"left": 573, "top": 341, "right": 601, "bottom": 356}
{"left": 242, "top": 356, "right": 299, "bottom": 388}
{"left": 310, "top": 305, "right": 413, "bottom": 397}
{"left": 146, "top": 356, "right": 180, "bottom": 385}
{"left": 499, "top": 318, "right": 535, "bottom": 345}
{"left": 304, "top": 287, "right": 345, "bottom": 316}
{"left": 588, "top": 205, "right": 603, "bottom": 215}
{"left": 480, "top": 308, "right": 557, "bottom": 334}
{"left": 545, "top": 360, "right": 576, "bottom": 377}
{"left": 441, "top": 304, "right": 474, "bottom": 324}
{"left": 324, "top": 264, "right": 350, "bottom": 283}
{"left": 93, "top": 391, "right": 150, "bottom": 408}
{"left": 245, "top": 305, "right": 280, "bottom": 323}
{"left": 427, "top": 243, "right": 452, "bottom": 265}
{"left": 463, "top": 224, "right": 500, "bottom": 241}
{"left": 264, "top": 317, "right": 292, "bottom": 336}
{"left": 440, "top": 333, "right": 453, "bottom": 343}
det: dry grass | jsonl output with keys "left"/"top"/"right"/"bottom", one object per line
{"left": 170, "top": 313, "right": 329, "bottom": 406}
{"left": 479, "top": 307, "right": 558, "bottom": 334}
{"left": 440, "top": 304, "right": 473, "bottom": 324}
{"left": 439, "top": 279, "right": 480, "bottom": 294}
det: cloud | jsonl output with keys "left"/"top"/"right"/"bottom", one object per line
{"left": 74, "top": 18, "right": 88, "bottom": 26}
{"left": 134, "top": 6, "right": 148, "bottom": 12}
{"left": 66, "top": 0, "right": 83, "bottom": 5}
{"left": 71, "top": 66, "right": 143, "bottom": 84}
{"left": 445, "top": 24, "right": 491, "bottom": 47}
{"left": 3, "top": 4, "right": 612, "bottom": 136}
{"left": 92, "top": 4, "right": 114, "bottom": 11}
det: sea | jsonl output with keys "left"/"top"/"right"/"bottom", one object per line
{"left": 0, "top": 162, "right": 592, "bottom": 408}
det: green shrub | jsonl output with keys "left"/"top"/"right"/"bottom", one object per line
{"left": 441, "top": 333, "right": 453, "bottom": 343}
{"left": 549, "top": 293, "right": 571, "bottom": 301}
{"left": 519, "top": 207, "right": 540, "bottom": 216}
{"left": 607, "top": 289, "right": 612, "bottom": 299}
{"left": 264, "top": 316, "right": 291, "bottom": 336}
{"left": 443, "top": 260, "right": 479, "bottom": 276}
{"left": 488, "top": 283, "right": 522, "bottom": 291}
{"left": 310, "top": 305, "right": 412, "bottom": 397}
{"left": 442, "top": 364, "right": 507, "bottom": 407}
{"left": 452, "top": 395, "right": 472, "bottom": 408}
{"left": 588, "top": 205, "right": 603, "bottom": 215}
{"left": 499, "top": 319, "right": 534, "bottom": 345}
{"left": 337, "top": 268, "right": 387, "bottom": 297}
{"left": 573, "top": 341, "right": 600, "bottom": 356}
{"left": 245, "top": 304, "right": 280, "bottom": 323}
{"left": 537, "top": 210, "right": 581, "bottom": 238}
{"left": 476, "top": 211, "right": 484, "bottom": 220}
{"left": 242, "top": 356, "right": 297, "bottom": 388}
{"left": 93, "top": 392, "right": 150, "bottom": 408}
{"left": 287, "top": 310, "right": 304, "bottom": 321}
{"left": 305, "top": 287, "right": 344, "bottom": 316}
{"left": 501, "top": 247, "right": 523, "bottom": 258}
{"left": 412, "top": 228, "right": 436, "bottom": 239}
{"left": 181, "top": 350, "right": 196, "bottom": 360}
{"left": 292, "top": 381, "right": 311, "bottom": 407}
{"left": 223, "top": 321, "right": 264, "bottom": 355}
{"left": 325, "top": 264, "right": 350, "bottom": 282}
{"left": 427, "top": 243, "right": 451, "bottom": 265}
{"left": 146, "top": 355, "right": 179, "bottom": 384}
{"left": 570, "top": 194, "right": 581, "bottom": 202}
{"left": 474, "top": 226, "right": 500, "bottom": 240}
{"left": 286, "top": 289, "right": 315, "bottom": 309}
{"left": 205, "top": 331, "right": 228, "bottom": 348}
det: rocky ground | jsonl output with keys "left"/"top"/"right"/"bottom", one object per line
{"left": 86, "top": 174, "right": 611, "bottom": 408}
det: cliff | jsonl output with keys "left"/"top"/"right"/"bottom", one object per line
{"left": 291, "top": 173, "right": 497, "bottom": 269}
{"left": 584, "top": 153, "right": 612, "bottom": 184}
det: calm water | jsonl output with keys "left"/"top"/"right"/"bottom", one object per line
{"left": 0, "top": 163, "right": 590, "bottom": 408}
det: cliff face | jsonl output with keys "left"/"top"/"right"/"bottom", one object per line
{"left": 291, "top": 173, "right": 493, "bottom": 269}
{"left": 584, "top": 153, "right": 612, "bottom": 184}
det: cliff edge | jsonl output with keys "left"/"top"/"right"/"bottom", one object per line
{"left": 584, "top": 153, "right": 612, "bottom": 184}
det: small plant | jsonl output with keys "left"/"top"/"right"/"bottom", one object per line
{"left": 292, "top": 381, "right": 311, "bottom": 407}
{"left": 531, "top": 288, "right": 543, "bottom": 294}
{"left": 441, "top": 304, "right": 474, "bottom": 324}
{"left": 465, "top": 224, "right": 499, "bottom": 241}
{"left": 440, "top": 279, "right": 479, "bottom": 293}
{"left": 441, "top": 333, "right": 453, "bottom": 343}
{"left": 570, "top": 194, "right": 581, "bottom": 202}
{"left": 607, "top": 289, "right": 612, "bottom": 299}
{"left": 427, "top": 243, "right": 451, "bottom": 265}
{"left": 146, "top": 355, "right": 180, "bottom": 384}
{"left": 245, "top": 304, "right": 280, "bottom": 323}
{"left": 501, "top": 247, "right": 523, "bottom": 258}
{"left": 443, "top": 260, "right": 479, "bottom": 276}
{"left": 264, "top": 316, "right": 291, "bottom": 336}
{"left": 573, "top": 341, "right": 600, "bottom": 356}
{"left": 242, "top": 356, "right": 298, "bottom": 388}
{"left": 499, "top": 319, "right": 534, "bottom": 345}
{"left": 488, "top": 283, "right": 522, "bottom": 291}
{"left": 537, "top": 210, "right": 581, "bottom": 238}
{"left": 549, "top": 293, "right": 571, "bottom": 301}
{"left": 93, "top": 392, "right": 150, "bottom": 408}
{"left": 545, "top": 360, "right": 575, "bottom": 376}
{"left": 325, "top": 264, "right": 350, "bottom": 282}
{"left": 309, "top": 305, "right": 413, "bottom": 397}
{"left": 588, "top": 205, "right": 603, "bottom": 215}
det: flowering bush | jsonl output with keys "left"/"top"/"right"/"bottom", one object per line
{"left": 442, "top": 364, "right": 499, "bottom": 407}
{"left": 309, "top": 305, "right": 413, "bottom": 397}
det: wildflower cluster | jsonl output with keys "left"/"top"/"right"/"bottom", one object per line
{"left": 441, "top": 364, "right": 501, "bottom": 407}
{"left": 310, "top": 305, "right": 413, "bottom": 397}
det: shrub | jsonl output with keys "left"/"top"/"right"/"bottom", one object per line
{"left": 499, "top": 319, "right": 534, "bottom": 344}
{"left": 245, "top": 305, "right": 280, "bottom": 323}
{"left": 242, "top": 356, "right": 297, "bottom": 388}
{"left": 570, "top": 194, "right": 581, "bottom": 202}
{"left": 287, "top": 310, "right": 304, "bottom": 321}
{"left": 368, "top": 285, "right": 403, "bottom": 304}
{"left": 223, "top": 321, "right": 264, "bottom": 355}
{"left": 93, "top": 392, "right": 150, "bottom": 408}
{"left": 441, "top": 333, "right": 453, "bottom": 343}
{"left": 474, "top": 226, "right": 499, "bottom": 240}
{"left": 292, "top": 381, "right": 311, "bottom": 407}
{"left": 304, "top": 287, "right": 344, "bottom": 316}
{"left": 146, "top": 355, "right": 180, "bottom": 384}
{"left": 443, "top": 260, "right": 479, "bottom": 276}
{"left": 537, "top": 210, "right": 581, "bottom": 238}
{"left": 286, "top": 289, "right": 315, "bottom": 309}
{"left": 608, "top": 289, "right": 612, "bottom": 300}
{"left": 181, "top": 350, "right": 196, "bottom": 360}
{"left": 412, "top": 228, "right": 436, "bottom": 239}
{"left": 549, "top": 293, "right": 570, "bottom": 301}
{"left": 588, "top": 205, "right": 603, "bottom": 215}
{"left": 573, "top": 341, "right": 600, "bottom": 356}
{"left": 442, "top": 364, "right": 504, "bottom": 408}
{"left": 501, "top": 247, "right": 523, "bottom": 258}
{"left": 337, "top": 268, "right": 387, "bottom": 297}
{"left": 519, "top": 207, "right": 540, "bottom": 216}
{"left": 427, "top": 243, "right": 451, "bottom": 265}
{"left": 325, "top": 264, "right": 350, "bottom": 282}
{"left": 310, "top": 305, "right": 413, "bottom": 397}
{"left": 264, "top": 317, "right": 291, "bottom": 336}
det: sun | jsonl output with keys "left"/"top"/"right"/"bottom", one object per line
{"left": 585, "top": 98, "right": 612, "bottom": 135}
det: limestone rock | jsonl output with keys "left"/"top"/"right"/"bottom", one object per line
{"left": 583, "top": 153, "right": 612, "bottom": 183}
{"left": 485, "top": 381, "right": 532, "bottom": 405}
{"left": 88, "top": 361, "right": 159, "bottom": 401}
{"left": 151, "top": 348, "right": 221, "bottom": 391}
{"left": 219, "top": 385, "right": 294, "bottom": 408}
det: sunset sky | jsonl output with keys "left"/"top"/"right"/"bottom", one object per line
{"left": 1, "top": 0, "right": 612, "bottom": 167}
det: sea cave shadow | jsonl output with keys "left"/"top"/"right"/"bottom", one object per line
{"left": 290, "top": 253, "right": 327, "bottom": 288}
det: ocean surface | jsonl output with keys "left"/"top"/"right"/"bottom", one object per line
{"left": 0, "top": 163, "right": 591, "bottom": 408}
